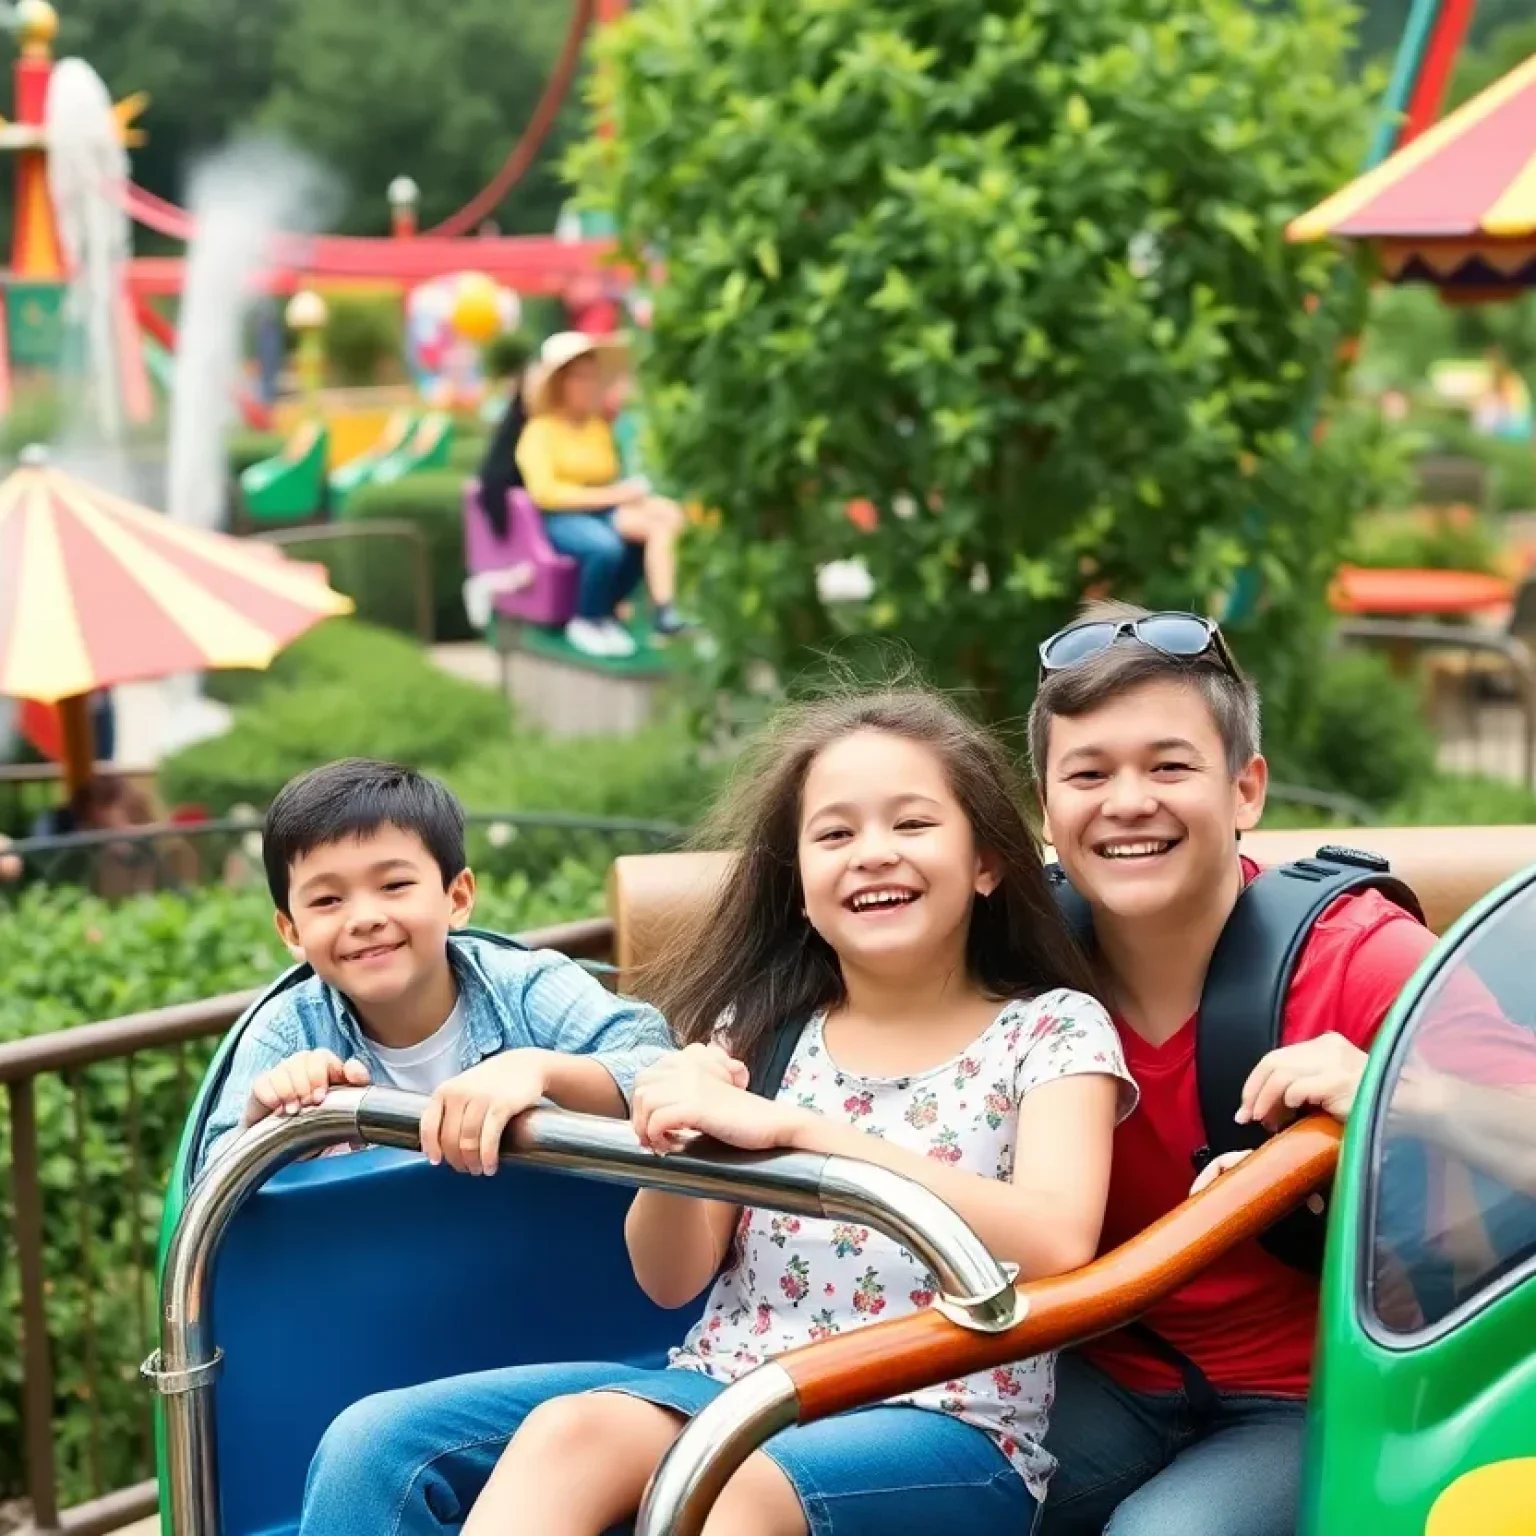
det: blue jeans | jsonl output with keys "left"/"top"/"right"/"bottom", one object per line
{"left": 1039, "top": 1351, "right": 1306, "bottom": 1536}
{"left": 299, "top": 1360, "right": 1036, "bottom": 1536}
{"left": 542, "top": 509, "right": 646, "bottom": 620}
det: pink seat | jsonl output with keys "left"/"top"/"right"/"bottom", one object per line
{"left": 463, "top": 480, "right": 580, "bottom": 627}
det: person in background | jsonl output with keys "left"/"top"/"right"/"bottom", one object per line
{"left": 516, "top": 331, "right": 691, "bottom": 659}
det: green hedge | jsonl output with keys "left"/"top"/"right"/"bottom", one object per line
{"left": 1270, "top": 649, "right": 1438, "bottom": 810}
{"left": 449, "top": 433, "right": 491, "bottom": 474}
{"left": 341, "top": 471, "right": 471, "bottom": 641}
{"left": 161, "top": 622, "right": 510, "bottom": 812}
{"left": 226, "top": 428, "right": 286, "bottom": 477}
{"left": 201, "top": 617, "right": 438, "bottom": 710}
{"left": 1345, "top": 510, "right": 1505, "bottom": 576}
{"left": 0, "top": 865, "right": 609, "bottom": 1506}
{"left": 174, "top": 620, "right": 713, "bottom": 852}
{"left": 323, "top": 294, "right": 404, "bottom": 388}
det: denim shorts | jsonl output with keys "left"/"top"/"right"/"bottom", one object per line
{"left": 606, "top": 1363, "right": 1038, "bottom": 1536}
{"left": 301, "top": 1358, "right": 1038, "bottom": 1536}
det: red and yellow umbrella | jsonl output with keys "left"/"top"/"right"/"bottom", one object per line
{"left": 1288, "top": 50, "right": 1536, "bottom": 297}
{"left": 0, "top": 453, "right": 353, "bottom": 790}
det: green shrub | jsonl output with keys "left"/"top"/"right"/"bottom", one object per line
{"left": 203, "top": 618, "right": 429, "bottom": 708}
{"left": 1387, "top": 772, "right": 1536, "bottom": 827}
{"left": 1346, "top": 510, "right": 1505, "bottom": 575}
{"left": 449, "top": 433, "right": 492, "bottom": 474}
{"left": 482, "top": 329, "right": 533, "bottom": 381}
{"left": 342, "top": 470, "right": 472, "bottom": 641}
{"left": 323, "top": 294, "right": 404, "bottom": 387}
{"left": 1268, "top": 648, "right": 1437, "bottom": 810}
{"left": 447, "top": 716, "right": 723, "bottom": 836}
{"left": 580, "top": 0, "right": 1384, "bottom": 725}
{"left": 0, "top": 864, "right": 609, "bottom": 1506}
{"left": 161, "top": 626, "right": 510, "bottom": 811}
{"left": 227, "top": 427, "right": 286, "bottom": 477}
{"left": 1485, "top": 437, "right": 1536, "bottom": 515}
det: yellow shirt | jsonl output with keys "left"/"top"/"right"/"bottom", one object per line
{"left": 515, "top": 414, "right": 620, "bottom": 510}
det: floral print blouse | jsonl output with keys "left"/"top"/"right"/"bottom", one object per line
{"left": 668, "top": 988, "right": 1137, "bottom": 1498}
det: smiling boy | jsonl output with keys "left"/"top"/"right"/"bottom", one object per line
{"left": 194, "top": 759, "right": 670, "bottom": 1178}
{"left": 1027, "top": 603, "right": 1437, "bottom": 1536}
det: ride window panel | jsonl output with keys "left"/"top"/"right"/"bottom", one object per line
{"left": 1367, "top": 884, "right": 1536, "bottom": 1336}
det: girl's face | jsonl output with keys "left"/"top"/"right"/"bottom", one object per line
{"left": 557, "top": 355, "right": 603, "bottom": 416}
{"left": 797, "top": 729, "right": 999, "bottom": 980}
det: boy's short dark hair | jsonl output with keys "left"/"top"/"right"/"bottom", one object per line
{"left": 1027, "top": 600, "right": 1261, "bottom": 781}
{"left": 262, "top": 759, "right": 467, "bottom": 913}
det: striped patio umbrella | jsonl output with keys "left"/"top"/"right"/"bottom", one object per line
{"left": 0, "top": 452, "right": 353, "bottom": 789}
{"left": 1288, "top": 51, "right": 1536, "bottom": 297}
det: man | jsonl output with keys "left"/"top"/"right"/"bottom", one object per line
{"left": 1028, "top": 602, "right": 1436, "bottom": 1536}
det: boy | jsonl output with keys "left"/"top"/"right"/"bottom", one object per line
{"left": 1027, "top": 603, "right": 1437, "bottom": 1536}
{"left": 195, "top": 759, "right": 671, "bottom": 1178}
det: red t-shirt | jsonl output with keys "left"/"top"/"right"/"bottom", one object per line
{"left": 1082, "top": 857, "right": 1438, "bottom": 1398}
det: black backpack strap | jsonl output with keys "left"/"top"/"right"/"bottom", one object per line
{"left": 1196, "top": 846, "right": 1423, "bottom": 1162}
{"left": 747, "top": 1015, "right": 812, "bottom": 1099}
{"left": 1046, "top": 863, "right": 1095, "bottom": 953}
{"left": 1196, "top": 845, "right": 1423, "bottom": 1272}
{"left": 1049, "top": 845, "right": 1424, "bottom": 1275}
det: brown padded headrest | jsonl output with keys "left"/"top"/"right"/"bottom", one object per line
{"left": 607, "top": 826, "right": 1536, "bottom": 997}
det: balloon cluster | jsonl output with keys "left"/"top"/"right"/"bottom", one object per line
{"left": 406, "top": 271, "right": 522, "bottom": 408}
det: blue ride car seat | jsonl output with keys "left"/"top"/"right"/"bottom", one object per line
{"left": 154, "top": 931, "right": 680, "bottom": 1536}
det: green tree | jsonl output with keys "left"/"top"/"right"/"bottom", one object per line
{"left": 8, "top": 0, "right": 577, "bottom": 243}
{"left": 580, "top": 0, "right": 1395, "bottom": 724}
{"left": 259, "top": 0, "right": 582, "bottom": 234}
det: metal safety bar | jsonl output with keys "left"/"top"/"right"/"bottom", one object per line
{"left": 144, "top": 1085, "right": 1018, "bottom": 1536}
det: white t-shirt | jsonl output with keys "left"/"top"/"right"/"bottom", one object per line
{"left": 668, "top": 989, "right": 1137, "bottom": 1499}
{"left": 368, "top": 1001, "right": 468, "bottom": 1093}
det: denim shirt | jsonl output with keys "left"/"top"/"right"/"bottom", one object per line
{"left": 195, "top": 934, "right": 671, "bottom": 1177}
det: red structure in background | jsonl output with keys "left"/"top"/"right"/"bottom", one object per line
{"left": 1400, "top": 0, "right": 1481, "bottom": 146}
{"left": 117, "top": 0, "right": 626, "bottom": 301}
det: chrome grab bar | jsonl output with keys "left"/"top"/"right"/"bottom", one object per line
{"left": 144, "top": 1085, "right": 1019, "bottom": 1536}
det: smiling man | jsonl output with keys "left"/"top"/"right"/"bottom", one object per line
{"left": 1027, "top": 603, "right": 1436, "bottom": 1536}
{"left": 194, "top": 759, "right": 669, "bottom": 1178}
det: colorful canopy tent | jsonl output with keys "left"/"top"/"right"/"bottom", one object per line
{"left": 1287, "top": 50, "right": 1536, "bottom": 298}
{"left": 0, "top": 451, "right": 352, "bottom": 792}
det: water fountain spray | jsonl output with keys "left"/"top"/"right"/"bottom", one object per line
{"left": 44, "top": 55, "right": 130, "bottom": 444}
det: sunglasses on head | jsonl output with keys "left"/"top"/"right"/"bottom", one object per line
{"left": 1037, "top": 611, "right": 1238, "bottom": 679}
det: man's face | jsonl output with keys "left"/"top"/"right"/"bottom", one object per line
{"left": 1040, "top": 678, "right": 1266, "bottom": 922}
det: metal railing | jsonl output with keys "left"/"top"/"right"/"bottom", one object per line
{"left": 633, "top": 1118, "right": 1342, "bottom": 1536}
{"left": 1336, "top": 618, "right": 1536, "bottom": 787}
{"left": 148, "top": 1091, "right": 1016, "bottom": 1536}
{"left": 0, "top": 765, "right": 158, "bottom": 843}
{"left": 2, "top": 811, "right": 683, "bottom": 898}
{"left": 0, "top": 916, "right": 612, "bottom": 1536}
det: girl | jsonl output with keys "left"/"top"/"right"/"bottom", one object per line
{"left": 299, "top": 685, "right": 1136, "bottom": 1536}
{"left": 514, "top": 331, "right": 690, "bottom": 658}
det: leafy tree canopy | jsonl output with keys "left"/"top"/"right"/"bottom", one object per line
{"left": 581, "top": 0, "right": 1396, "bottom": 725}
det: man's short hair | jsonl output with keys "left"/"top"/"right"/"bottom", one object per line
{"left": 262, "top": 758, "right": 467, "bottom": 913}
{"left": 1027, "top": 600, "right": 1261, "bottom": 780}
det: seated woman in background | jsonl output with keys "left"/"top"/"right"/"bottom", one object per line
{"left": 516, "top": 331, "right": 689, "bottom": 659}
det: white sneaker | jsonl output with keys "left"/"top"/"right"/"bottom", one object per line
{"left": 598, "top": 619, "right": 637, "bottom": 657}
{"left": 463, "top": 575, "right": 494, "bottom": 631}
{"left": 564, "top": 617, "right": 614, "bottom": 657}
{"left": 463, "top": 566, "right": 533, "bottom": 629}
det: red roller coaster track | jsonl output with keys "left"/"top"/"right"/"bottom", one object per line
{"left": 125, "top": 0, "right": 617, "bottom": 295}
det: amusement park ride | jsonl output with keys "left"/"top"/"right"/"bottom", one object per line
{"left": 0, "top": 0, "right": 632, "bottom": 430}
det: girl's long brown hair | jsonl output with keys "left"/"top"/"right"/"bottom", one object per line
{"left": 646, "top": 683, "right": 1101, "bottom": 1064}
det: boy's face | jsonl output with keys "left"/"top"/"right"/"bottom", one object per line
{"left": 1040, "top": 678, "right": 1266, "bottom": 924}
{"left": 275, "top": 826, "right": 475, "bottom": 1010}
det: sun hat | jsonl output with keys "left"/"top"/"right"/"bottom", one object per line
{"left": 523, "top": 330, "right": 627, "bottom": 416}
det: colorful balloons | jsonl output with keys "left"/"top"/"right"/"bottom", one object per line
{"left": 450, "top": 272, "right": 503, "bottom": 343}
{"left": 405, "top": 273, "right": 522, "bottom": 407}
